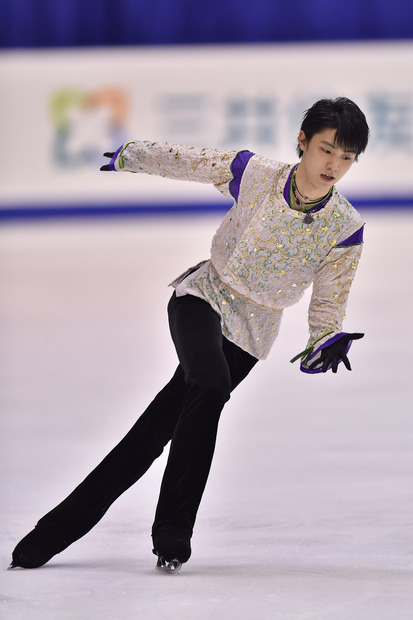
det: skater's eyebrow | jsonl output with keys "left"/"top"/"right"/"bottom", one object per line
{"left": 321, "top": 140, "right": 355, "bottom": 153}
{"left": 321, "top": 140, "right": 337, "bottom": 149}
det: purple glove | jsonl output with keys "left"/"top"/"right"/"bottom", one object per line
{"left": 309, "top": 332, "right": 364, "bottom": 373}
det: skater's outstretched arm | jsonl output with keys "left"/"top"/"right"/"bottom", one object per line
{"left": 100, "top": 141, "right": 242, "bottom": 198}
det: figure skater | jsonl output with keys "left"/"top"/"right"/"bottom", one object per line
{"left": 10, "top": 97, "right": 369, "bottom": 573}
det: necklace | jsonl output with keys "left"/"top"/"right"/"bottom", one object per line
{"left": 292, "top": 169, "right": 330, "bottom": 207}
{"left": 291, "top": 168, "right": 332, "bottom": 224}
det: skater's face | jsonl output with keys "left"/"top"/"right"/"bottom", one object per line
{"left": 297, "top": 128, "right": 356, "bottom": 195}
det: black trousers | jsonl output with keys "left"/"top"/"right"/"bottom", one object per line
{"left": 36, "top": 293, "right": 258, "bottom": 546}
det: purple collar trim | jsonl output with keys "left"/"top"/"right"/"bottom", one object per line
{"left": 283, "top": 165, "right": 296, "bottom": 204}
{"left": 284, "top": 164, "right": 332, "bottom": 214}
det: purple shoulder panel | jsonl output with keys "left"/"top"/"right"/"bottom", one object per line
{"left": 229, "top": 150, "right": 255, "bottom": 201}
{"left": 336, "top": 225, "right": 364, "bottom": 248}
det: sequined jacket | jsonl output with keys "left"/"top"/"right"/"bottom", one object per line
{"left": 108, "top": 142, "right": 364, "bottom": 368}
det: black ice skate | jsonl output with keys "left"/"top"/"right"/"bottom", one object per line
{"left": 9, "top": 526, "right": 69, "bottom": 569}
{"left": 155, "top": 555, "right": 183, "bottom": 574}
{"left": 152, "top": 528, "right": 191, "bottom": 575}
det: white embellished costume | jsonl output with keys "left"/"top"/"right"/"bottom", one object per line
{"left": 109, "top": 141, "right": 364, "bottom": 369}
{"left": 9, "top": 140, "right": 366, "bottom": 573}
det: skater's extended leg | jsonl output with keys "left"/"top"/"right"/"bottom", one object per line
{"left": 11, "top": 367, "right": 187, "bottom": 568}
{"left": 152, "top": 293, "right": 258, "bottom": 564}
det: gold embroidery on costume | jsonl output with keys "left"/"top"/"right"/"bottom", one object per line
{"left": 115, "top": 143, "right": 364, "bottom": 361}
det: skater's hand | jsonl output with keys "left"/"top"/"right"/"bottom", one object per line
{"left": 309, "top": 333, "right": 364, "bottom": 373}
{"left": 100, "top": 152, "right": 115, "bottom": 171}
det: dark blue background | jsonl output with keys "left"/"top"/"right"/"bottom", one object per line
{"left": 1, "top": 0, "right": 413, "bottom": 48}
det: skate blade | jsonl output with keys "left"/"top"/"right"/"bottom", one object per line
{"left": 155, "top": 557, "right": 182, "bottom": 575}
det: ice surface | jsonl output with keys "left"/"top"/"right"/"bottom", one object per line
{"left": 1, "top": 211, "right": 413, "bottom": 619}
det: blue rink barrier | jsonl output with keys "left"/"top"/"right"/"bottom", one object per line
{"left": 0, "top": 197, "right": 413, "bottom": 221}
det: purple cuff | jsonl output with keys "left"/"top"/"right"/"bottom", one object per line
{"left": 229, "top": 151, "right": 254, "bottom": 201}
{"left": 108, "top": 146, "right": 124, "bottom": 171}
{"left": 300, "top": 332, "right": 352, "bottom": 374}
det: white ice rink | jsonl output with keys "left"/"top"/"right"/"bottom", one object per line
{"left": 1, "top": 210, "right": 413, "bottom": 619}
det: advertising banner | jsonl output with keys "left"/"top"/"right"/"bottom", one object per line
{"left": 1, "top": 42, "right": 412, "bottom": 213}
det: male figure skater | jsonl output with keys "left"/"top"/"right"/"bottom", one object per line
{"left": 11, "top": 97, "right": 369, "bottom": 573}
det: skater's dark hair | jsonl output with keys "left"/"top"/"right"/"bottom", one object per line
{"left": 297, "top": 97, "right": 369, "bottom": 160}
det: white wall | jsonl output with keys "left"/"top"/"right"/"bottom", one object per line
{"left": 1, "top": 42, "right": 412, "bottom": 210}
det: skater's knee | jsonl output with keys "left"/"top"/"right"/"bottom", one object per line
{"left": 185, "top": 372, "right": 231, "bottom": 404}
